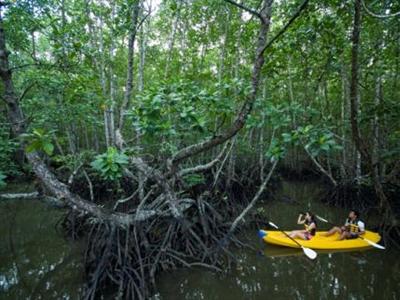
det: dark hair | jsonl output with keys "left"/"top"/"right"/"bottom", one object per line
{"left": 351, "top": 210, "right": 360, "bottom": 218}
{"left": 306, "top": 211, "right": 316, "bottom": 222}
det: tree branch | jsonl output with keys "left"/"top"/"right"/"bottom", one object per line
{"left": 82, "top": 168, "right": 94, "bottom": 202}
{"left": 178, "top": 142, "right": 230, "bottom": 177}
{"left": 261, "top": 0, "right": 309, "bottom": 54}
{"left": 361, "top": 0, "right": 400, "bottom": 18}
{"left": 224, "top": 0, "right": 262, "bottom": 20}
{"left": 18, "top": 82, "right": 35, "bottom": 102}
{"left": 304, "top": 148, "right": 337, "bottom": 187}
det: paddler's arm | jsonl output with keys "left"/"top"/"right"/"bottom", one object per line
{"left": 342, "top": 218, "right": 350, "bottom": 231}
{"left": 297, "top": 213, "right": 305, "bottom": 224}
{"left": 356, "top": 221, "right": 366, "bottom": 236}
{"left": 308, "top": 222, "right": 316, "bottom": 231}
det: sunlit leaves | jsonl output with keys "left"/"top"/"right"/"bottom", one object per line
{"left": 128, "top": 80, "right": 224, "bottom": 141}
{"left": 266, "top": 138, "right": 286, "bottom": 162}
{"left": 90, "top": 147, "right": 129, "bottom": 181}
{"left": 21, "top": 128, "right": 55, "bottom": 156}
{"left": 284, "top": 125, "right": 343, "bottom": 157}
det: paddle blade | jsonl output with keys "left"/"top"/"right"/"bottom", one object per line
{"left": 258, "top": 230, "right": 267, "bottom": 239}
{"left": 268, "top": 221, "right": 279, "bottom": 229}
{"left": 363, "top": 238, "right": 386, "bottom": 250}
{"left": 316, "top": 215, "right": 329, "bottom": 223}
{"left": 302, "top": 247, "right": 317, "bottom": 259}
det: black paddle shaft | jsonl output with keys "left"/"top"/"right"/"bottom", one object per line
{"left": 268, "top": 221, "right": 304, "bottom": 248}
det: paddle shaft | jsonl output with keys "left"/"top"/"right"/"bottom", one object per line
{"left": 273, "top": 226, "right": 306, "bottom": 249}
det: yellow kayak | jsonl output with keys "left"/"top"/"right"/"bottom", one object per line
{"left": 262, "top": 245, "right": 372, "bottom": 258}
{"left": 258, "top": 230, "right": 381, "bottom": 250}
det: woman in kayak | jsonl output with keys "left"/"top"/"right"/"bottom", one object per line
{"left": 289, "top": 211, "right": 317, "bottom": 240}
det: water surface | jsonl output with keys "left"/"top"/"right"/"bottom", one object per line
{"left": 0, "top": 184, "right": 84, "bottom": 299}
{"left": 0, "top": 181, "right": 398, "bottom": 299}
{"left": 153, "top": 181, "right": 399, "bottom": 300}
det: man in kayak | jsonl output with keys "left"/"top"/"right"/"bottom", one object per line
{"left": 323, "top": 210, "right": 365, "bottom": 240}
{"left": 288, "top": 211, "right": 317, "bottom": 240}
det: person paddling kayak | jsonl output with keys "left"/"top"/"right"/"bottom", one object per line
{"left": 288, "top": 211, "right": 317, "bottom": 240}
{"left": 323, "top": 210, "right": 365, "bottom": 240}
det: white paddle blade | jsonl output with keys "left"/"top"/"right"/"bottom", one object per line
{"left": 302, "top": 247, "right": 317, "bottom": 259}
{"left": 268, "top": 221, "right": 279, "bottom": 229}
{"left": 316, "top": 215, "right": 329, "bottom": 223}
{"left": 363, "top": 238, "right": 386, "bottom": 250}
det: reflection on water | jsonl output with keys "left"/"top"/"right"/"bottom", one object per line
{"left": 153, "top": 248, "right": 400, "bottom": 300}
{"left": 0, "top": 181, "right": 398, "bottom": 299}
{"left": 153, "top": 181, "right": 400, "bottom": 300}
{"left": 0, "top": 183, "right": 84, "bottom": 300}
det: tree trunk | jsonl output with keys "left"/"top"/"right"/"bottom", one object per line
{"left": 138, "top": 1, "right": 149, "bottom": 93}
{"left": 98, "top": 15, "right": 111, "bottom": 148}
{"left": 108, "top": 1, "right": 117, "bottom": 147}
{"left": 137, "top": 2, "right": 150, "bottom": 201}
{"left": 349, "top": 0, "right": 370, "bottom": 165}
{"left": 340, "top": 60, "right": 348, "bottom": 182}
{"left": 218, "top": 8, "right": 230, "bottom": 84}
{"left": 117, "top": 0, "right": 141, "bottom": 135}
{"left": 349, "top": 0, "right": 390, "bottom": 211}
{"left": 164, "top": 3, "right": 180, "bottom": 78}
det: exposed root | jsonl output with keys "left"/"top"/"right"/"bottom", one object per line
{"left": 61, "top": 187, "right": 253, "bottom": 299}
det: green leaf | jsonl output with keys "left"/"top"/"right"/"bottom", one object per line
{"left": 26, "top": 141, "right": 41, "bottom": 153}
{"left": 90, "top": 147, "right": 129, "bottom": 181}
{"left": 42, "top": 142, "right": 54, "bottom": 156}
{"left": 282, "top": 133, "right": 292, "bottom": 143}
{"left": 33, "top": 128, "right": 45, "bottom": 137}
{"left": 320, "top": 144, "right": 330, "bottom": 151}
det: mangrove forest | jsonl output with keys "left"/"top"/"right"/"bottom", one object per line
{"left": 0, "top": 0, "right": 399, "bottom": 299}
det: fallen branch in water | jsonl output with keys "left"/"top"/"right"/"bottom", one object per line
{"left": 0, "top": 192, "right": 40, "bottom": 199}
{"left": 0, "top": 191, "right": 66, "bottom": 208}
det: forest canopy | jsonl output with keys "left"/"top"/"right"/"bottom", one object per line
{"left": 0, "top": 0, "right": 399, "bottom": 298}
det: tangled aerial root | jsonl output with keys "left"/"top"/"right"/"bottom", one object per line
{"left": 61, "top": 192, "right": 245, "bottom": 300}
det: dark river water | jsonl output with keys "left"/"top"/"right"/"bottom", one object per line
{"left": 0, "top": 181, "right": 399, "bottom": 299}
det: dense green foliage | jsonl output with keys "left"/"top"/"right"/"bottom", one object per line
{"left": 22, "top": 128, "right": 55, "bottom": 155}
{"left": 90, "top": 147, "right": 129, "bottom": 181}
{"left": 1, "top": 0, "right": 399, "bottom": 187}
